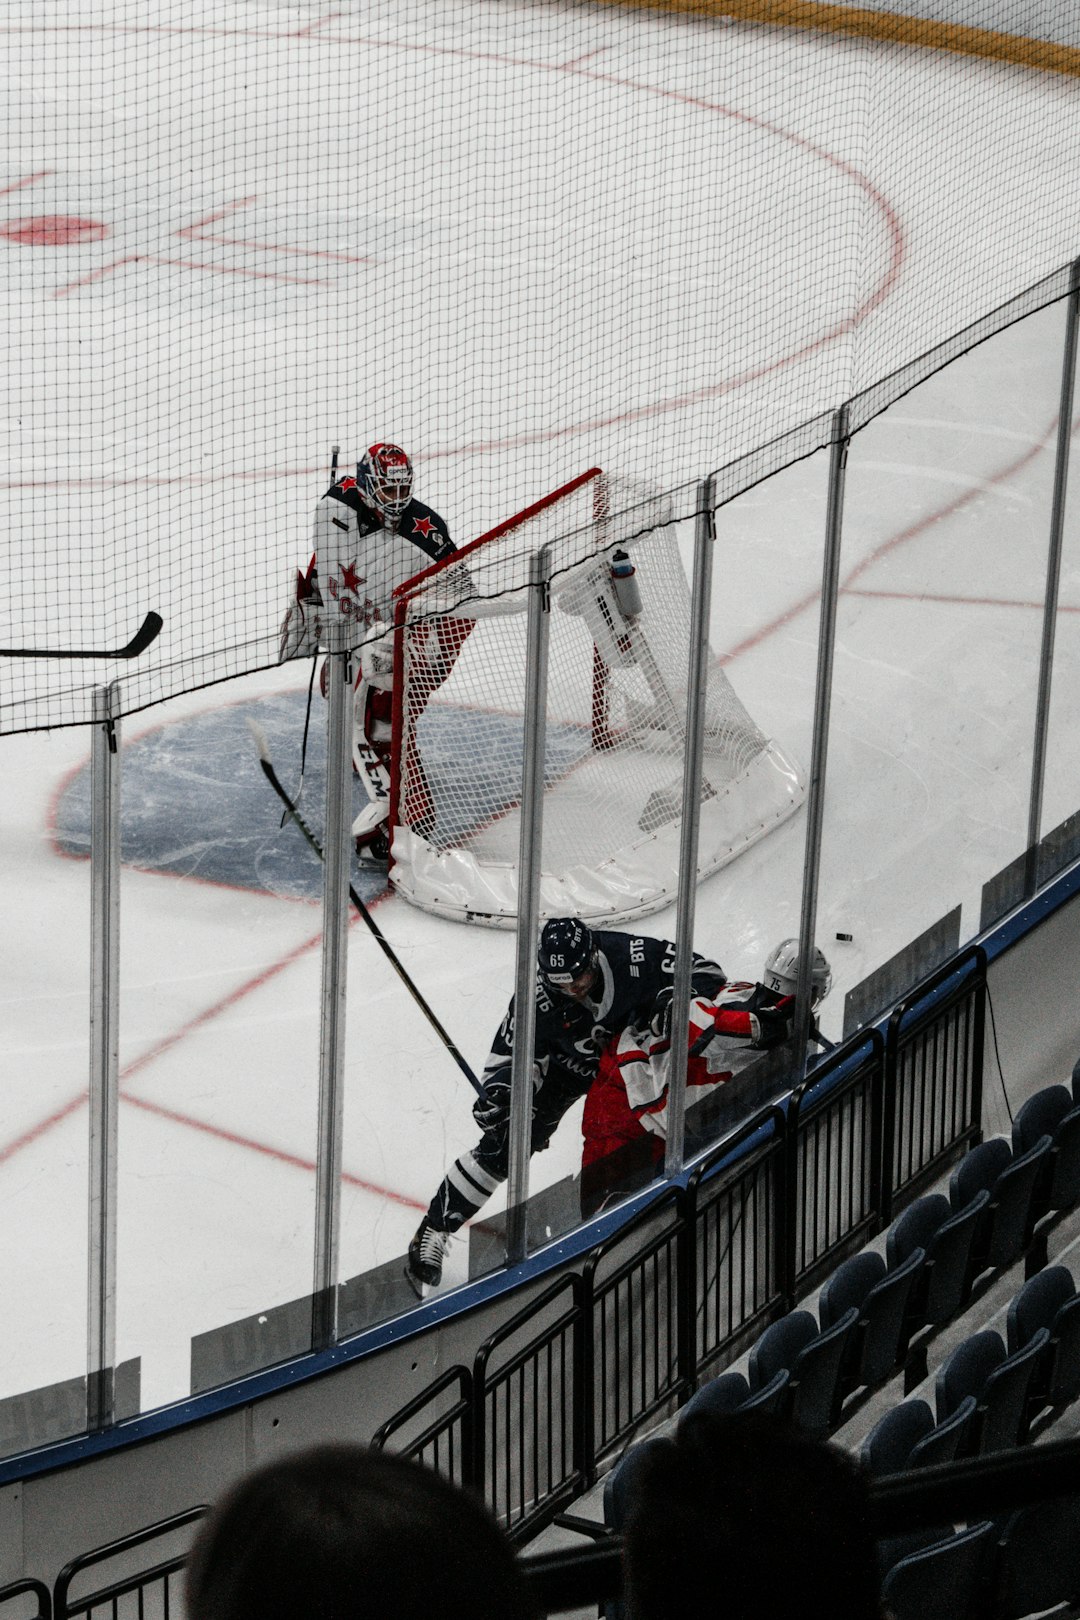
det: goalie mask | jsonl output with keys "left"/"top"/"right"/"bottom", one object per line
{"left": 763, "top": 939, "right": 833, "bottom": 1007}
{"left": 539, "top": 917, "right": 598, "bottom": 998}
{"left": 358, "top": 442, "right": 413, "bottom": 526}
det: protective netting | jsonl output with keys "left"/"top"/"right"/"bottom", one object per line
{"left": 3, "top": 0, "right": 1080, "bottom": 733}
{"left": 392, "top": 470, "right": 803, "bottom": 924}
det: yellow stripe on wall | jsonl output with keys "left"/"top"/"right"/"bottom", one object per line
{"left": 596, "top": 0, "right": 1080, "bottom": 77}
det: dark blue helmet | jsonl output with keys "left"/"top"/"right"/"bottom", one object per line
{"left": 539, "top": 918, "right": 595, "bottom": 991}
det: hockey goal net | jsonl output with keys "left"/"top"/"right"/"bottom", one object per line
{"left": 387, "top": 468, "right": 803, "bottom": 927}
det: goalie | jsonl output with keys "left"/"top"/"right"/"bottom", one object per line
{"left": 278, "top": 442, "right": 469, "bottom": 864}
{"left": 579, "top": 938, "right": 833, "bottom": 1214}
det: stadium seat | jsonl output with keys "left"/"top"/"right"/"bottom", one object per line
{"left": 747, "top": 1310, "right": 816, "bottom": 1403}
{"left": 1071, "top": 1056, "right": 1080, "bottom": 1107}
{"left": 602, "top": 1435, "right": 676, "bottom": 1532}
{"left": 920, "top": 1195, "right": 988, "bottom": 1324}
{"left": 676, "top": 1370, "right": 750, "bottom": 1438}
{"left": 950, "top": 1135, "right": 1051, "bottom": 1277}
{"left": 786, "top": 1305, "right": 858, "bottom": 1439}
{"left": 820, "top": 1245, "right": 925, "bottom": 1391}
{"left": 995, "top": 1494, "right": 1080, "bottom": 1618}
{"left": 859, "top": 1398, "right": 934, "bottom": 1477}
{"left": 737, "top": 1368, "right": 789, "bottom": 1415}
{"left": 1012, "top": 1084, "right": 1080, "bottom": 1212}
{"left": 887, "top": 1193, "right": 951, "bottom": 1268}
{"left": 747, "top": 1306, "right": 857, "bottom": 1439}
{"left": 880, "top": 1520, "right": 997, "bottom": 1620}
{"left": 975, "top": 1328, "right": 1048, "bottom": 1452}
{"left": 1007, "top": 1265, "right": 1080, "bottom": 1411}
{"left": 936, "top": 1331, "right": 1007, "bottom": 1428}
{"left": 907, "top": 1395, "right": 978, "bottom": 1468}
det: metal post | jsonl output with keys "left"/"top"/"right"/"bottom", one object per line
{"left": 313, "top": 629, "right": 352, "bottom": 1349}
{"left": 506, "top": 548, "right": 552, "bottom": 1265}
{"left": 88, "top": 683, "right": 121, "bottom": 1430}
{"left": 1026, "top": 258, "right": 1080, "bottom": 889}
{"left": 665, "top": 482, "right": 716, "bottom": 1178}
{"left": 794, "top": 408, "right": 850, "bottom": 1075}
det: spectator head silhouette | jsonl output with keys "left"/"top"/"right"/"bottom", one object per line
{"left": 622, "top": 1410, "right": 883, "bottom": 1619}
{"left": 186, "top": 1443, "right": 540, "bottom": 1620}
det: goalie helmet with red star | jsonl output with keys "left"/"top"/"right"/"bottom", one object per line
{"left": 357, "top": 442, "right": 413, "bottom": 526}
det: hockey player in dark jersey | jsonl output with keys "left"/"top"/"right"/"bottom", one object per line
{"left": 407, "top": 917, "right": 726, "bottom": 1292}
{"left": 279, "top": 442, "right": 468, "bottom": 862}
{"left": 580, "top": 938, "right": 833, "bottom": 1214}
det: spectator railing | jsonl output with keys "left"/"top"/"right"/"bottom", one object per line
{"left": 54, "top": 1509, "right": 206, "bottom": 1620}
{"left": 363, "top": 941, "right": 986, "bottom": 1540}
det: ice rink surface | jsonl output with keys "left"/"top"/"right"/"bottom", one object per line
{"left": 3, "top": 0, "right": 1080, "bottom": 1415}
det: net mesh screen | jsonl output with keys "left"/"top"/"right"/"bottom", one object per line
{"left": 393, "top": 470, "right": 801, "bottom": 925}
{"left": 3, "top": 0, "right": 1080, "bottom": 732}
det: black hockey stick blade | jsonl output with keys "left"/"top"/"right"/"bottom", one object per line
{"left": 248, "top": 719, "right": 483, "bottom": 1096}
{"left": 0, "top": 610, "right": 164, "bottom": 660}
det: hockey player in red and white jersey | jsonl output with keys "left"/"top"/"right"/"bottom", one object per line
{"left": 279, "top": 443, "right": 470, "bottom": 863}
{"left": 580, "top": 938, "right": 833, "bottom": 1210}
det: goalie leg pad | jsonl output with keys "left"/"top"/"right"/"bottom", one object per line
{"left": 350, "top": 678, "right": 391, "bottom": 838}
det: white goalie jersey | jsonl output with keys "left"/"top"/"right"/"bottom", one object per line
{"left": 278, "top": 474, "right": 457, "bottom": 663}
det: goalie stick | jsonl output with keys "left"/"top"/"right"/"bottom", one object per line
{"left": 0, "top": 610, "right": 163, "bottom": 660}
{"left": 249, "top": 720, "right": 482, "bottom": 1096}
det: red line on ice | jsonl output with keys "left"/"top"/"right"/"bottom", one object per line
{"left": 0, "top": 170, "right": 52, "bottom": 197}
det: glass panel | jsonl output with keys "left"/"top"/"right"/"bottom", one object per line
{"left": 819, "top": 299, "right": 1066, "bottom": 1043}
{"left": 1040, "top": 301, "right": 1080, "bottom": 876}
{"left": 0, "top": 728, "right": 91, "bottom": 1454}
{"left": 103, "top": 668, "right": 322, "bottom": 1408}
{"left": 534, "top": 449, "right": 832, "bottom": 1220}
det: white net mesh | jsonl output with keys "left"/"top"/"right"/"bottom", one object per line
{"left": 391, "top": 470, "right": 804, "bottom": 925}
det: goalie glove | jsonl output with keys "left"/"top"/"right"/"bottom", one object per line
{"left": 278, "top": 560, "right": 324, "bottom": 663}
{"left": 359, "top": 621, "right": 396, "bottom": 692}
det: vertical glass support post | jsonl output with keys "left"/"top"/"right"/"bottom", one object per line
{"left": 88, "top": 683, "right": 121, "bottom": 1431}
{"left": 665, "top": 481, "right": 716, "bottom": 1179}
{"left": 794, "top": 408, "right": 850, "bottom": 1077}
{"left": 1026, "top": 258, "right": 1080, "bottom": 888}
{"left": 313, "top": 630, "right": 352, "bottom": 1349}
{"left": 506, "top": 547, "right": 551, "bottom": 1265}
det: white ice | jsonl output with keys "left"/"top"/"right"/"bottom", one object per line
{"left": 2, "top": 0, "right": 1080, "bottom": 1415}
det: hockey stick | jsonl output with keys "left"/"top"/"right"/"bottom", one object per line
{"left": 249, "top": 720, "right": 483, "bottom": 1096}
{"left": 284, "top": 445, "right": 341, "bottom": 826}
{"left": 0, "top": 610, "right": 163, "bottom": 660}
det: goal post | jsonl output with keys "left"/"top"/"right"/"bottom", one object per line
{"left": 386, "top": 470, "right": 805, "bottom": 927}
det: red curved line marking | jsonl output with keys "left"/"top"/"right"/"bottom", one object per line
{"left": 0, "top": 23, "right": 905, "bottom": 476}
{"left": 123, "top": 1094, "right": 425, "bottom": 1211}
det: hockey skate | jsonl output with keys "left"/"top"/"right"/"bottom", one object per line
{"left": 406, "top": 1219, "right": 450, "bottom": 1295}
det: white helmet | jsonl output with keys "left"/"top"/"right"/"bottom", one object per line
{"left": 763, "top": 939, "right": 833, "bottom": 1006}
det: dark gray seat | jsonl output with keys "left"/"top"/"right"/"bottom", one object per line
{"left": 907, "top": 1394, "right": 977, "bottom": 1468}
{"left": 1012, "top": 1084, "right": 1080, "bottom": 1212}
{"left": 887, "top": 1193, "right": 973, "bottom": 1335}
{"left": 936, "top": 1331, "right": 1007, "bottom": 1427}
{"left": 786, "top": 1305, "right": 858, "bottom": 1440}
{"left": 860, "top": 1398, "right": 934, "bottom": 1477}
{"left": 748, "top": 1309, "right": 816, "bottom": 1404}
{"left": 950, "top": 1135, "right": 1051, "bottom": 1277}
{"left": 976, "top": 1328, "right": 1048, "bottom": 1452}
{"left": 676, "top": 1370, "right": 749, "bottom": 1438}
{"left": 820, "top": 1246, "right": 925, "bottom": 1391}
{"left": 603, "top": 1435, "right": 677, "bottom": 1531}
{"left": 880, "top": 1520, "right": 996, "bottom": 1620}
{"left": 995, "top": 1494, "right": 1080, "bottom": 1619}
{"left": 1007, "top": 1265, "right": 1080, "bottom": 1410}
